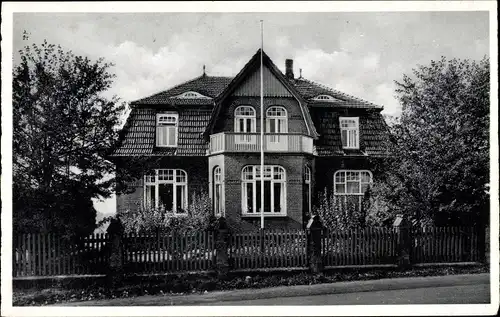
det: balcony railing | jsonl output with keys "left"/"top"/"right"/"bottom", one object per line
{"left": 208, "top": 132, "right": 314, "bottom": 155}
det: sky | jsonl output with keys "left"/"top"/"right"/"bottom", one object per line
{"left": 11, "top": 11, "right": 490, "bottom": 222}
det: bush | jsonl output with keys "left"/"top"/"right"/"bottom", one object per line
{"left": 105, "top": 191, "right": 215, "bottom": 234}
{"left": 313, "top": 188, "right": 365, "bottom": 230}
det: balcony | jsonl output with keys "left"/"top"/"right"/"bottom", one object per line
{"left": 208, "top": 132, "right": 315, "bottom": 155}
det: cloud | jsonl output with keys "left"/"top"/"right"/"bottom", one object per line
{"left": 104, "top": 41, "right": 201, "bottom": 101}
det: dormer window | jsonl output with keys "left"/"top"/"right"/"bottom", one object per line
{"left": 156, "top": 113, "right": 178, "bottom": 147}
{"left": 313, "top": 94, "right": 339, "bottom": 101}
{"left": 339, "top": 117, "right": 359, "bottom": 149}
{"left": 173, "top": 91, "right": 211, "bottom": 99}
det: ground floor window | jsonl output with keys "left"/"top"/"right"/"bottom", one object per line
{"left": 144, "top": 169, "right": 188, "bottom": 214}
{"left": 333, "top": 170, "right": 372, "bottom": 210}
{"left": 213, "top": 166, "right": 223, "bottom": 217}
{"left": 241, "top": 165, "right": 286, "bottom": 215}
{"left": 304, "top": 165, "right": 312, "bottom": 215}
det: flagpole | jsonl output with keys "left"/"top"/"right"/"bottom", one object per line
{"left": 260, "top": 20, "right": 265, "bottom": 230}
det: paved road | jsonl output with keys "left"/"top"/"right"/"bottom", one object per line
{"left": 58, "top": 273, "right": 490, "bottom": 306}
{"left": 210, "top": 283, "right": 490, "bottom": 305}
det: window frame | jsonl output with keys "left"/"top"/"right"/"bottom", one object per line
{"left": 304, "top": 165, "right": 312, "bottom": 215}
{"left": 241, "top": 165, "right": 287, "bottom": 217}
{"left": 266, "top": 106, "right": 288, "bottom": 134}
{"left": 234, "top": 105, "right": 257, "bottom": 144}
{"left": 339, "top": 117, "right": 360, "bottom": 149}
{"left": 333, "top": 170, "right": 372, "bottom": 196}
{"left": 156, "top": 113, "right": 179, "bottom": 147}
{"left": 213, "top": 166, "right": 223, "bottom": 217}
{"left": 313, "top": 94, "right": 338, "bottom": 101}
{"left": 144, "top": 168, "right": 188, "bottom": 215}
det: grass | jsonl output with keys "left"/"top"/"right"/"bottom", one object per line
{"left": 12, "top": 264, "right": 489, "bottom": 306}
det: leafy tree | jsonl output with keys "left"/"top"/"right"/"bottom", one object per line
{"left": 13, "top": 38, "right": 125, "bottom": 236}
{"left": 369, "top": 56, "right": 489, "bottom": 227}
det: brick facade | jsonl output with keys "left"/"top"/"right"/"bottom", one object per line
{"left": 116, "top": 157, "right": 208, "bottom": 213}
{"left": 111, "top": 50, "right": 390, "bottom": 231}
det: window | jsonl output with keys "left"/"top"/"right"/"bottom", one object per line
{"left": 173, "top": 91, "right": 211, "bottom": 99}
{"left": 234, "top": 106, "right": 256, "bottom": 143}
{"left": 213, "top": 166, "right": 223, "bottom": 217}
{"left": 304, "top": 165, "right": 312, "bottom": 215}
{"left": 144, "top": 169, "right": 187, "bottom": 214}
{"left": 334, "top": 170, "right": 372, "bottom": 195}
{"left": 313, "top": 94, "right": 339, "bottom": 101}
{"left": 241, "top": 165, "right": 286, "bottom": 215}
{"left": 156, "top": 113, "right": 178, "bottom": 147}
{"left": 266, "top": 106, "right": 288, "bottom": 133}
{"left": 266, "top": 106, "right": 288, "bottom": 144}
{"left": 339, "top": 117, "right": 359, "bottom": 149}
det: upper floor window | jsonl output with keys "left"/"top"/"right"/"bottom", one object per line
{"left": 334, "top": 170, "right": 372, "bottom": 195}
{"left": 173, "top": 91, "right": 211, "bottom": 99}
{"left": 339, "top": 117, "right": 359, "bottom": 149}
{"left": 313, "top": 94, "right": 339, "bottom": 101}
{"left": 241, "top": 165, "right": 286, "bottom": 215}
{"left": 266, "top": 106, "right": 288, "bottom": 134}
{"left": 234, "top": 106, "right": 256, "bottom": 143}
{"left": 156, "top": 113, "right": 178, "bottom": 147}
{"left": 144, "top": 169, "right": 187, "bottom": 214}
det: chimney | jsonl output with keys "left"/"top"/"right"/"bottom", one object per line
{"left": 285, "top": 59, "right": 294, "bottom": 79}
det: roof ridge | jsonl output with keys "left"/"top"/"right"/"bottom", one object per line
{"left": 300, "top": 78, "right": 382, "bottom": 108}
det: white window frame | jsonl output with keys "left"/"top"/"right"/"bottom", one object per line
{"left": 305, "top": 165, "right": 312, "bottom": 215}
{"left": 334, "top": 170, "right": 372, "bottom": 195}
{"left": 234, "top": 106, "right": 256, "bottom": 144}
{"left": 266, "top": 106, "right": 288, "bottom": 133}
{"left": 213, "top": 166, "right": 223, "bottom": 217}
{"left": 339, "top": 117, "right": 360, "bottom": 149}
{"left": 333, "top": 170, "right": 372, "bottom": 211}
{"left": 313, "top": 94, "right": 339, "bottom": 101}
{"left": 241, "top": 165, "right": 287, "bottom": 216}
{"left": 266, "top": 106, "right": 288, "bottom": 144}
{"left": 156, "top": 113, "right": 178, "bottom": 147}
{"left": 144, "top": 169, "right": 188, "bottom": 215}
{"left": 173, "top": 91, "right": 211, "bottom": 99}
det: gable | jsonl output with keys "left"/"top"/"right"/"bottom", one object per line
{"left": 232, "top": 65, "right": 292, "bottom": 97}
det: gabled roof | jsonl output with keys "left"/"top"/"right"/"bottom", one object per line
{"left": 203, "top": 49, "right": 319, "bottom": 139}
{"left": 130, "top": 75, "right": 232, "bottom": 106}
{"left": 112, "top": 49, "right": 389, "bottom": 158}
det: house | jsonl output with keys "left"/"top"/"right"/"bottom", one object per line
{"left": 110, "top": 49, "right": 391, "bottom": 231}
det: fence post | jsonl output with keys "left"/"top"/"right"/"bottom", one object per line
{"left": 215, "top": 217, "right": 230, "bottom": 278}
{"left": 306, "top": 215, "right": 324, "bottom": 274}
{"left": 107, "top": 215, "right": 125, "bottom": 287}
{"left": 393, "top": 215, "right": 412, "bottom": 269}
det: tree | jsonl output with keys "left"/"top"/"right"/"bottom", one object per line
{"left": 370, "top": 56, "right": 489, "bottom": 227}
{"left": 13, "top": 38, "right": 125, "bottom": 236}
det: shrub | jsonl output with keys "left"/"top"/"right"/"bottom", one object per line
{"left": 98, "top": 191, "right": 216, "bottom": 235}
{"left": 313, "top": 188, "right": 364, "bottom": 230}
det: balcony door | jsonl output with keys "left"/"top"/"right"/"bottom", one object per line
{"left": 266, "top": 106, "right": 288, "bottom": 151}
{"left": 234, "top": 106, "right": 256, "bottom": 144}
